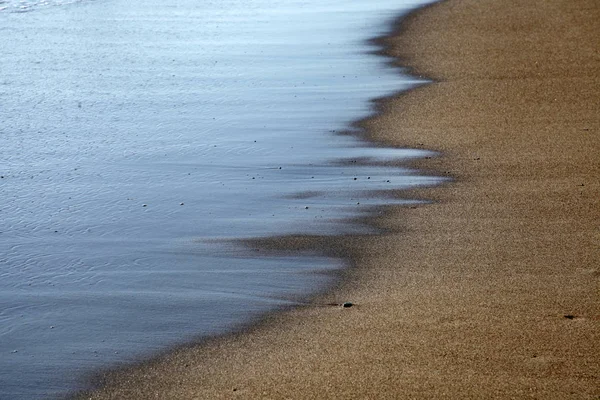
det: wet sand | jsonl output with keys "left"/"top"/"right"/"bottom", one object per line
{"left": 76, "top": 0, "right": 599, "bottom": 398}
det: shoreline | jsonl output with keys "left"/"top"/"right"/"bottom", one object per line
{"left": 3, "top": 2, "right": 436, "bottom": 398}
{"left": 75, "top": 0, "right": 599, "bottom": 398}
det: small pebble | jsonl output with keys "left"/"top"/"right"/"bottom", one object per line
{"left": 342, "top": 302, "right": 353, "bottom": 308}
{"left": 142, "top": 204, "right": 147, "bottom": 207}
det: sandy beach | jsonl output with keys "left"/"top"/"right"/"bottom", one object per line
{"left": 77, "top": 0, "right": 599, "bottom": 398}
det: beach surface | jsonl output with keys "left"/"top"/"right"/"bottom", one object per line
{"left": 77, "top": 0, "right": 599, "bottom": 398}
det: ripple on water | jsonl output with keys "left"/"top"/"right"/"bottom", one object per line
{"left": 0, "top": 0, "right": 442, "bottom": 398}
{"left": 0, "top": 0, "right": 85, "bottom": 13}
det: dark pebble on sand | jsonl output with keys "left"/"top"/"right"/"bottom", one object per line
{"left": 342, "top": 302, "right": 353, "bottom": 308}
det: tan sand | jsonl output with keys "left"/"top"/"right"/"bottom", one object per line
{"left": 77, "top": 0, "right": 599, "bottom": 398}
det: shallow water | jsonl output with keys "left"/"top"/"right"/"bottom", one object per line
{"left": 1, "top": 0, "right": 438, "bottom": 398}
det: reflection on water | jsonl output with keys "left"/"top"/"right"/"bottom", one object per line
{"left": 0, "top": 0, "right": 439, "bottom": 398}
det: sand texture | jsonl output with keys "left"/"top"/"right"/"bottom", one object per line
{"left": 76, "top": 0, "right": 599, "bottom": 398}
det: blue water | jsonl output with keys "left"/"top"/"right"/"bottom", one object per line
{"left": 0, "top": 0, "right": 439, "bottom": 398}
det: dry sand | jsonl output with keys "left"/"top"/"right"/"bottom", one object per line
{"left": 76, "top": 0, "right": 599, "bottom": 398}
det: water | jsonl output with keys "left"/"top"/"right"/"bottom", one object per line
{"left": 0, "top": 0, "right": 439, "bottom": 398}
